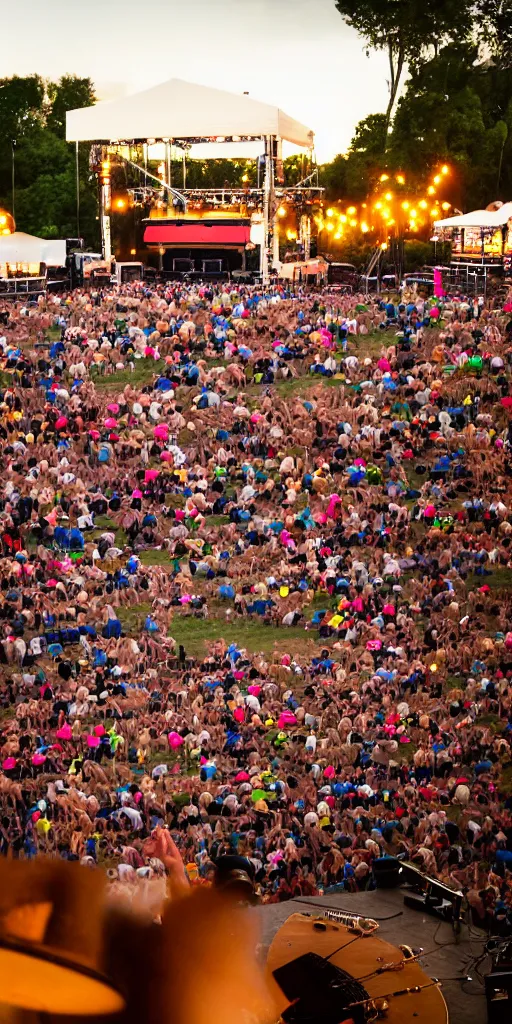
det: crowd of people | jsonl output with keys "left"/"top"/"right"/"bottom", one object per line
{"left": 0, "top": 274, "right": 512, "bottom": 931}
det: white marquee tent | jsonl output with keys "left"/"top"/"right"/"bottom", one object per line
{"left": 434, "top": 202, "right": 512, "bottom": 229}
{"left": 0, "top": 232, "right": 66, "bottom": 266}
{"left": 66, "top": 78, "right": 314, "bottom": 149}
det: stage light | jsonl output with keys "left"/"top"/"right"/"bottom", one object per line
{"left": 379, "top": 173, "right": 389, "bottom": 182}
{"left": 375, "top": 202, "right": 382, "bottom": 211}
{"left": 339, "top": 214, "right": 347, "bottom": 223}
{"left": 325, "top": 223, "right": 334, "bottom": 233}
{"left": 361, "top": 222, "right": 369, "bottom": 232}
{"left": 401, "top": 201, "right": 410, "bottom": 210}
{"left": 419, "top": 200, "right": 428, "bottom": 209}
{"left": 441, "top": 202, "right": 451, "bottom": 210}
{"left": 396, "top": 174, "right": 405, "bottom": 184}
{"left": 433, "top": 175, "right": 441, "bottom": 185}
{"left": 441, "top": 164, "right": 449, "bottom": 174}
{"left": 327, "top": 208, "right": 334, "bottom": 217}
{"left": 428, "top": 186, "right": 436, "bottom": 195}
{"left": 410, "top": 208, "right": 417, "bottom": 217}
{"left": 334, "top": 231, "right": 341, "bottom": 239}
{"left": 431, "top": 207, "right": 439, "bottom": 216}
{"left": 347, "top": 205, "right": 357, "bottom": 215}
{"left": 349, "top": 218, "right": 357, "bottom": 227}
{"left": 388, "top": 218, "right": 395, "bottom": 225}
{"left": 277, "top": 205, "right": 286, "bottom": 217}
{"left": 384, "top": 192, "right": 393, "bottom": 201}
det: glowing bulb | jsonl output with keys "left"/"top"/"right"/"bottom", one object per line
{"left": 441, "top": 202, "right": 451, "bottom": 211}
{"left": 410, "top": 222, "right": 417, "bottom": 231}
{"left": 380, "top": 242, "right": 388, "bottom": 250}
{"left": 428, "top": 186, "right": 436, "bottom": 196}
{"left": 242, "top": 174, "right": 249, "bottom": 183}
{"left": 130, "top": 248, "right": 137, "bottom": 255}
{"left": 334, "top": 232, "right": 341, "bottom": 240}
{"left": 0, "top": 216, "right": 6, "bottom": 226}
{"left": 375, "top": 202, "right": 382, "bottom": 211}
{"left": 115, "top": 198, "right": 126, "bottom": 210}
{"left": 396, "top": 174, "right": 405, "bottom": 184}
{"left": 430, "top": 663, "right": 438, "bottom": 673}
{"left": 361, "top": 222, "right": 369, "bottom": 233}
{"left": 431, "top": 207, "right": 439, "bottom": 216}
{"left": 380, "top": 173, "right": 389, "bottom": 182}
{"left": 347, "top": 205, "right": 357, "bottom": 215}
{"left": 327, "top": 208, "right": 334, "bottom": 217}
{"left": 349, "top": 218, "right": 357, "bottom": 227}
{"left": 388, "top": 218, "right": 395, "bottom": 226}
{"left": 326, "top": 223, "right": 334, "bottom": 233}
{"left": 401, "top": 201, "right": 409, "bottom": 210}
{"left": 384, "top": 192, "right": 393, "bottom": 201}
{"left": 441, "top": 164, "right": 449, "bottom": 175}
{"left": 277, "top": 205, "right": 286, "bottom": 217}
{"left": 410, "top": 208, "right": 417, "bottom": 218}
{"left": 419, "top": 200, "right": 428, "bottom": 209}
{"left": 433, "top": 175, "right": 441, "bottom": 185}
{"left": 339, "top": 214, "right": 347, "bottom": 223}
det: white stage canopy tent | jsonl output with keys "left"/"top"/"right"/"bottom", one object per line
{"left": 66, "top": 78, "right": 314, "bottom": 149}
{"left": 0, "top": 232, "right": 66, "bottom": 266}
{"left": 435, "top": 203, "right": 512, "bottom": 229}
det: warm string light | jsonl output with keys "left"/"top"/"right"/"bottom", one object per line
{"left": 302, "top": 164, "right": 451, "bottom": 250}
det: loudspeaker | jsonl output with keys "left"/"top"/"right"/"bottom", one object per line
{"left": 485, "top": 970, "right": 512, "bottom": 1024}
{"left": 372, "top": 856, "right": 401, "bottom": 889}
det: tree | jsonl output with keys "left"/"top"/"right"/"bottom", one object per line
{"left": 334, "top": 0, "right": 475, "bottom": 135}
{"left": 0, "top": 75, "right": 45, "bottom": 144}
{"left": 475, "top": 1, "right": 512, "bottom": 68}
{"left": 47, "top": 75, "right": 96, "bottom": 138}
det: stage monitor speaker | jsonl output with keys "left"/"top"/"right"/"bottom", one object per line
{"left": 372, "top": 856, "right": 401, "bottom": 889}
{"left": 485, "top": 969, "right": 512, "bottom": 1024}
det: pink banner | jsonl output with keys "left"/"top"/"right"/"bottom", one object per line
{"left": 434, "top": 267, "right": 445, "bottom": 297}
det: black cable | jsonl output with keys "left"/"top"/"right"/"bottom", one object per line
{"left": 323, "top": 934, "right": 362, "bottom": 961}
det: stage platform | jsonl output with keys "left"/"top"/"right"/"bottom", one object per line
{"left": 258, "top": 887, "right": 487, "bottom": 1024}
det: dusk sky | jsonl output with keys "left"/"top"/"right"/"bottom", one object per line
{"left": 4, "top": 0, "right": 392, "bottom": 160}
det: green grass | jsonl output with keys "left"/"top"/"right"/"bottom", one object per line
{"left": 117, "top": 602, "right": 318, "bottom": 654}
{"left": 92, "top": 359, "right": 165, "bottom": 390}
{"left": 463, "top": 568, "right": 512, "bottom": 592}
{"left": 117, "top": 602, "right": 152, "bottom": 633}
{"left": 92, "top": 515, "right": 118, "bottom": 531}
{"left": 168, "top": 615, "right": 315, "bottom": 657}
{"left": 138, "top": 549, "right": 172, "bottom": 566}
{"left": 500, "top": 763, "right": 512, "bottom": 797}
{"left": 445, "top": 675, "right": 463, "bottom": 691}
{"left": 206, "top": 514, "right": 229, "bottom": 527}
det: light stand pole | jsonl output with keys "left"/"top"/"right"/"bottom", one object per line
{"left": 11, "top": 140, "right": 16, "bottom": 221}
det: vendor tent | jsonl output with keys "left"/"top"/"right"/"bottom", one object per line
{"left": 434, "top": 203, "right": 512, "bottom": 229}
{"left": 0, "top": 232, "right": 66, "bottom": 266}
{"left": 66, "top": 78, "right": 314, "bottom": 148}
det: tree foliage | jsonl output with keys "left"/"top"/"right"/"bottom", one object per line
{"left": 334, "top": 0, "right": 474, "bottom": 133}
{"left": 0, "top": 75, "right": 98, "bottom": 244}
